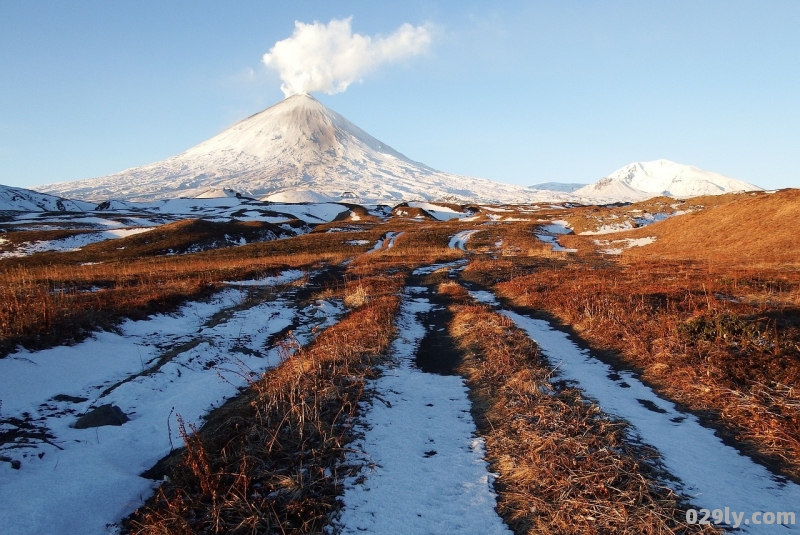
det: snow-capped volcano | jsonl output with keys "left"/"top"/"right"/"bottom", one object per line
{"left": 575, "top": 160, "right": 762, "bottom": 201}
{"left": 37, "top": 94, "right": 533, "bottom": 204}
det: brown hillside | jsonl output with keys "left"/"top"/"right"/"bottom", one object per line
{"left": 620, "top": 189, "right": 800, "bottom": 266}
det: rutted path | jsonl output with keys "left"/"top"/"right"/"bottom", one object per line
{"left": 368, "top": 231, "right": 403, "bottom": 253}
{"left": 468, "top": 287, "right": 800, "bottom": 533}
{"left": 0, "top": 266, "right": 348, "bottom": 535}
{"left": 335, "top": 266, "right": 510, "bottom": 534}
{"left": 449, "top": 229, "right": 480, "bottom": 251}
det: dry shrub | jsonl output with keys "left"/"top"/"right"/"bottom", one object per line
{"left": 449, "top": 302, "right": 719, "bottom": 535}
{"left": 343, "top": 284, "right": 370, "bottom": 309}
{"left": 436, "top": 280, "right": 471, "bottom": 302}
{"left": 125, "top": 276, "right": 402, "bottom": 534}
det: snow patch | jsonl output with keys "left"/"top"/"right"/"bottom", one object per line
{"left": 0, "top": 273, "right": 346, "bottom": 535}
{"left": 448, "top": 230, "right": 480, "bottom": 251}
{"left": 262, "top": 189, "right": 334, "bottom": 204}
{"left": 594, "top": 236, "right": 657, "bottom": 255}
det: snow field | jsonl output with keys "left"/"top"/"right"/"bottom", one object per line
{"left": 0, "top": 271, "right": 344, "bottom": 535}
{"left": 407, "top": 201, "right": 472, "bottom": 221}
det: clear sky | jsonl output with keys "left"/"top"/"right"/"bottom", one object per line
{"left": 1, "top": 1, "right": 798, "bottom": 190}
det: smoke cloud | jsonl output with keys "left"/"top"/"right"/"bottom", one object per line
{"left": 263, "top": 18, "right": 432, "bottom": 98}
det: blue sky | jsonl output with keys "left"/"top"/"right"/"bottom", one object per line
{"left": 1, "top": 1, "right": 798, "bottom": 190}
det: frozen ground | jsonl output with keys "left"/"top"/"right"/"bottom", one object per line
{"left": 335, "top": 287, "right": 510, "bottom": 534}
{"left": 2, "top": 199, "right": 349, "bottom": 232}
{"left": 0, "top": 270, "right": 348, "bottom": 535}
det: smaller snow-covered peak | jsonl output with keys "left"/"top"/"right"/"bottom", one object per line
{"left": 575, "top": 160, "right": 763, "bottom": 202}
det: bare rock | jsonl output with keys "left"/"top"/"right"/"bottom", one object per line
{"left": 74, "top": 404, "right": 129, "bottom": 429}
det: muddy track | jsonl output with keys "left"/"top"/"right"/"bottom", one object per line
{"left": 335, "top": 268, "right": 511, "bottom": 534}
{"left": 409, "top": 272, "right": 464, "bottom": 375}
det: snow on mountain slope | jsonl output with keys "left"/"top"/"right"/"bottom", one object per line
{"left": 575, "top": 160, "right": 762, "bottom": 201}
{"left": 528, "top": 182, "right": 587, "bottom": 193}
{"left": 262, "top": 189, "right": 334, "bottom": 203}
{"left": 195, "top": 188, "right": 241, "bottom": 199}
{"left": 575, "top": 177, "right": 652, "bottom": 202}
{"left": 98, "top": 197, "right": 349, "bottom": 224}
{"left": 37, "top": 94, "right": 535, "bottom": 204}
{"left": 0, "top": 184, "right": 95, "bottom": 212}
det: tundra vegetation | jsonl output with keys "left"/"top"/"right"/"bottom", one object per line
{"left": 1, "top": 189, "right": 797, "bottom": 534}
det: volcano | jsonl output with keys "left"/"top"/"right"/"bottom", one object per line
{"left": 37, "top": 94, "right": 534, "bottom": 204}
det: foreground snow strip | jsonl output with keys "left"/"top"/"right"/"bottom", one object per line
{"left": 368, "top": 231, "right": 403, "bottom": 253}
{"left": 469, "top": 289, "right": 799, "bottom": 533}
{"left": 0, "top": 273, "right": 343, "bottom": 535}
{"left": 534, "top": 220, "right": 577, "bottom": 252}
{"left": 448, "top": 229, "right": 480, "bottom": 250}
{"left": 335, "top": 287, "right": 510, "bottom": 534}
{"left": 385, "top": 231, "right": 403, "bottom": 249}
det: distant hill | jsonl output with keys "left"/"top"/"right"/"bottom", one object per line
{"left": 528, "top": 182, "right": 587, "bottom": 193}
{"left": 575, "top": 160, "right": 762, "bottom": 202}
{"left": 0, "top": 184, "right": 95, "bottom": 212}
{"left": 620, "top": 189, "right": 799, "bottom": 265}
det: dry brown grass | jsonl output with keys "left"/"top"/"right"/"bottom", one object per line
{"left": 0, "top": 231, "right": 355, "bottom": 356}
{"left": 557, "top": 189, "right": 800, "bottom": 266}
{"left": 0, "top": 214, "right": 473, "bottom": 356}
{"left": 619, "top": 189, "right": 800, "bottom": 266}
{"left": 559, "top": 192, "right": 752, "bottom": 235}
{"left": 488, "top": 257, "right": 800, "bottom": 481}
{"left": 343, "top": 284, "right": 370, "bottom": 309}
{"left": 124, "top": 274, "right": 403, "bottom": 535}
{"left": 448, "top": 301, "right": 719, "bottom": 535}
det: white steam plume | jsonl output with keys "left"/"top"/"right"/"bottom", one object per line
{"left": 263, "top": 17, "right": 432, "bottom": 98}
